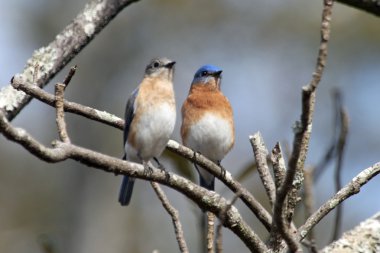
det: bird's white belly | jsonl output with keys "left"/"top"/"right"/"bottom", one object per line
{"left": 126, "top": 103, "right": 176, "bottom": 161}
{"left": 186, "top": 113, "right": 233, "bottom": 162}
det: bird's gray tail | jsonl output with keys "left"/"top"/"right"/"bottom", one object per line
{"left": 200, "top": 175, "right": 215, "bottom": 191}
{"left": 119, "top": 176, "right": 135, "bottom": 206}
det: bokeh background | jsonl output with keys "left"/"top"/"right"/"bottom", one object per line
{"left": 1, "top": 0, "right": 380, "bottom": 252}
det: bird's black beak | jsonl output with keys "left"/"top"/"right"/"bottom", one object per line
{"left": 165, "top": 61, "right": 176, "bottom": 69}
{"left": 213, "top": 70, "right": 223, "bottom": 77}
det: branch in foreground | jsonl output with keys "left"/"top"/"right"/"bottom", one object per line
{"left": 0, "top": 0, "right": 140, "bottom": 121}
{"left": 249, "top": 132, "right": 276, "bottom": 207}
{"left": 150, "top": 182, "right": 189, "bottom": 253}
{"left": 0, "top": 111, "right": 268, "bottom": 253}
{"left": 167, "top": 140, "right": 272, "bottom": 231}
{"left": 298, "top": 162, "right": 380, "bottom": 241}
{"left": 272, "top": 1, "right": 334, "bottom": 251}
{"left": 320, "top": 212, "right": 380, "bottom": 252}
{"left": 215, "top": 191, "right": 241, "bottom": 253}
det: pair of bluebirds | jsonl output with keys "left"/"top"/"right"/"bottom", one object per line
{"left": 118, "top": 57, "right": 235, "bottom": 206}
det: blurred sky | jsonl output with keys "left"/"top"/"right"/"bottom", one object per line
{"left": 1, "top": 0, "right": 380, "bottom": 252}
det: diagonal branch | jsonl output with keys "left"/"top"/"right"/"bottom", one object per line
{"left": 0, "top": 111, "right": 268, "bottom": 253}
{"left": 11, "top": 75, "right": 124, "bottom": 129}
{"left": 151, "top": 182, "right": 189, "bottom": 253}
{"left": 298, "top": 162, "right": 380, "bottom": 241}
{"left": 10, "top": 76, "right": 273, "bottom": 232}
{"left": 0, "top": 0, "right": 140, "bottom": 121}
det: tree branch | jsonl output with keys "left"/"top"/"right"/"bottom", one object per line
{"left": 11, "top": 75, "right": 273, "bottom": 232}
{"left": 298, "top": 162, "right": 380, "bottom": 241}
{"left": 249, "top": 132, "right": 276, "bottom": 207}
{"left": 11, "top": 75, "right": 124, "bottom": 130}
{"left": 0, "top": 110, "right": 268, "bottom": 253}
{"left": 271, "top": 1, "right": 334, "bottom": 251}
{"left": 0, "top": 0, "right": 140, "bottom": 121}
{"left": 320, "top": 212, "right": 380, "bottom": 252}
{"left": 215, "top": 191, "right": 241, "bottom": 253}
{"left": 150, "top": 182, "right": 189, "bottom": 253}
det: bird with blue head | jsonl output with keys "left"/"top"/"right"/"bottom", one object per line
{"left": 181, "top": 65, "right": 235, "bottom": 191}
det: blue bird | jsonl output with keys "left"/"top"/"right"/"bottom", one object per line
{"left": 181, "top": 65, "right": 235, "bottom": 191}
{"left": 119, "top": 57, "right": 176, "bottom": 206}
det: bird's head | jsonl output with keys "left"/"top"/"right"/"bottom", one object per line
{"left": 144, "top": 57, "right": 176, "bottom": 80}
{"left": 191, "top": 65, "right": 222, "bottom": 90}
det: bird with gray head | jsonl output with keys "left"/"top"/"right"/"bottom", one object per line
{"left": 119, "top": 57, "right": 176, "bottom": 206}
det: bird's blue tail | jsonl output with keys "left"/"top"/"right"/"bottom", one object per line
{"left": 119, "top": 176, "right": 135, "bottom": 206}
{"left": 200, "top": 175, "right": 215, "bottom": 191}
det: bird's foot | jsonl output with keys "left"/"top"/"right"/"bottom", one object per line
{"left": 143, "top": 161, "right": 153, "bottom": 175}
{"left": 217, "top": 161, "right": 226, "bottom": 178}
{"left": 153, "top": 157, "right": 170, "bottom": 181}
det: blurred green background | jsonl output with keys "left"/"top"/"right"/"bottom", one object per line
{"left": 1, "top": 0, "right": 380, "bottom": 252}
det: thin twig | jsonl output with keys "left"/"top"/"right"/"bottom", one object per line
{"left": 206, "top": 212, "right": 215, "bottom": 253}
{"left": 313, "top": 89, "right": 344, "bottom": 182}
{"left": 55, "top": 83, "right": 70, "bottom": 143}
{"left": 150, "top": 182, "right": 189, "bottom": 253}
{"left": 0, "top": 111, "right": 268, "bottom": 252}
{"left": 63, "top": 65, "right": 77, "bottom": 87}
{"left": 331, "top": 95, "right": 349, "bottom": 242}
{"left": 54, "top": 67, "right": 77, "bottom": 143}
{"left": 11, "top": 76, "right": 124, "bottom": 130}
{"left": 249, "top": 132, "right": 276, "bottom": 207}
{"left": 215, "top": 191, "right": 241, "bottom": 253}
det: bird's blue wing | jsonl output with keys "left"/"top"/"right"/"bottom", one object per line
{"left": 123, "top": 87, "right": 139, "bottom": 146}
{"left": 119, "top": 87, "right": 139, "bottom": 206}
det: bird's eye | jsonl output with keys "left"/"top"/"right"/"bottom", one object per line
{"left": 153, "top": 61, "right": 160, "bottom": 68}
{"left": 201, "top": 71, "right": 208, "bottom": 76}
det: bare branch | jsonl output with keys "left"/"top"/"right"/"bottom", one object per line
{"left": 167, "top": 140, "right": 273, "bottom": 231}
{"left": 150, "top": 182, "right": 189, "bottom": 253}
{"left": 11, "top": 75, "right": 273, "bottom": 231}
{"left": 11, "top": 76, "right": 124, "bottom": 130}
{"left": 268, "top": 143, "right": 290, "bottom": 251}
{"left": 249, "top": 132, "right": 276, "bottom": 207}
{"left": 0, "top": 111, "right": 268, "bottom": 252}
{"left": 270, "top": 143, "right": 286, "bottom": 190}
{"left": 206, "top": 212, "right": 215, "bottom": 253}
{"left": 0, "top": 0, "right": 140, "bottom": 121}
{"left": 271, "top": 1, "right": 334, "bottom": 251}
{"left": 331, "top": 93, "right": 349, "bottom": 242}
{"left": 298, "top": 162, "right": 380, "bottom": 241}
{"left": 215, "top": 192, "right": 241, "bottom": 253}
{"left": 11, "top": 73, "right": 273, "bottom": 232}
{"left": 54, "top": 66, "right": 77, "bottom": 143}
{"left": 320, "top": 212, "right": 380, "bottom": 252}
